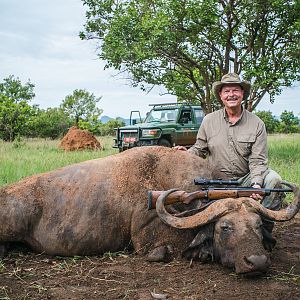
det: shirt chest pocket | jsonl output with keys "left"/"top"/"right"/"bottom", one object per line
{"left": 236, "top": 134, "right": 256, "bottom": 156}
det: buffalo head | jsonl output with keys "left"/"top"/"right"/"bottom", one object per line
{"left": 155, "top": 182, "right": 300, "bottom": 275}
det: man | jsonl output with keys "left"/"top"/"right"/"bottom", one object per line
{"left": 175, "top": 73, "right": 283, "bottom": 210}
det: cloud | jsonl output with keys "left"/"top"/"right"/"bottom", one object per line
{"left": 0, "top": 0, "right": 298, "bottom": 119}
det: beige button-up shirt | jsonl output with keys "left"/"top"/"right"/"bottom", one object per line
{"left": 188, "top": 108, "right": 268, "bottom": 186}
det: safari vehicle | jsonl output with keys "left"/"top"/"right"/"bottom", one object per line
{"left": 113, "top": 103, "right": 204, "bottom": 152}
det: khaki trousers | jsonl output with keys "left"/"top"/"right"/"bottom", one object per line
{"left": 237, "top": 169, "right": 284, "bottom": 210}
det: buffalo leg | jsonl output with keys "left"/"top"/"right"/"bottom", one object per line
{"left": 130, "top": 210, "right": 193, "bottom": 261}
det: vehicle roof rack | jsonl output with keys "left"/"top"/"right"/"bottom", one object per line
{"left": 149, "top": 103, "right": 178, "bottom": 106}
{"left": 148, "top": 102, "right": 196, "bottom": 107}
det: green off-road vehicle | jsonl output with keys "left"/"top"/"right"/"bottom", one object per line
{"left": 113, "top": 103, "right": 204, "bottom": 152}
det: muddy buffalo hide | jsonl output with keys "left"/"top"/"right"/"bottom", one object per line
{"left": 0, "top": 146, "right": 222, "bottom": 257}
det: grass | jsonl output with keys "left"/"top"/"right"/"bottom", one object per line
{"left": 267, "top": 134, "right": 300, "bottom": 186}
{"left": 0, "top": 134, "right": 299, "bottom": 187}
{"left": 0, "top": 136, "right": 118, "bottom": 187}
{"left": 266, "top": 266, "right": 300, "bottom": 284}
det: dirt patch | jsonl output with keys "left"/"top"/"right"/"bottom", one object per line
{"left": 59, "top": 126, "right": 101, "bottom": 151}
{"left": 0, "top": 218, "right": 299, "bottom": 300}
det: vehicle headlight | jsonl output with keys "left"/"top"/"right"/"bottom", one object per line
{"left": 142, "top": 129, "right": 161, "bottom": 138}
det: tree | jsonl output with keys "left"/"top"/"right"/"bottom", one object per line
{"left": 81, "top": 0, "right": 300, "bottom": 113}
{"left": 278, "top": 110, "right": 299, "bottom": 133}
{"left": 100, "top": 118, "right": 125, "bottom": 136}
{"left": 60, "top": 89, "right": 103, "bottom": 126}
{"left": 78, "top": 115, "right": 102, "bottom": 135}
{"left": 27, "top": 107, "right": 72, "bottom": 139}
{"left": 254, "top": 111, "right": 279, "bottom": 134}
{"left": 0, "top": 76, "right": 35, "bottom": 141}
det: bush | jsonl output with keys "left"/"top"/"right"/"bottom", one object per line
{"left": 78, "top": 116, "right": 102, "bottom": 135}
{"left": 0, "top": 76, "right": 35, "bottom": 141}
{"left": 27, "top": 107, "right": 72, "bottom": 139}
{"left": 254, "top": 110, "right": 279, "bottom": 133}
{"left": 100, "top": 119, "right": 125, "bottom": 136}
{"left": 255, "top": 110, "right": 299, "bottom": 134}
{"left": 277, "top": 111, "right": 299, "bottom": 134}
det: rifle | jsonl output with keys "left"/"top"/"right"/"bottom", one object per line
{"left": 147, "top": 178, "right": 293, "bottom": 210}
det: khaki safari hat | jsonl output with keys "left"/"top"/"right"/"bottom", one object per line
{"left": 212, "top": 73, "right": 251, "bottom": 101}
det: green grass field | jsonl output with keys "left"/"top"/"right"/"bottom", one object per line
{"left": 267, "top": 134, "right": 300, "bottom": 186}
{"left": 0, "top": 136, "right": 118, "bottom": 186}
{"left": 0, "top": 134, "right": 299, "bottom": 187}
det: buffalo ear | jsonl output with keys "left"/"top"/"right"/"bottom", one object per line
{"left": 262, "top": 226, "right": 276, "bottom": 252}
{"left": 182, "top": 224, "right": 214, "bottom": 262}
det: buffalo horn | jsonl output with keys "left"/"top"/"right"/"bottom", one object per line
{"left": 155, "top": 182, "right": 300, "bottom": 229}
{"left": 251, "top": 181, "right": 300, "bottom": 221}
{"left": 156, "top": 188, "right": 238, "bottom": 229}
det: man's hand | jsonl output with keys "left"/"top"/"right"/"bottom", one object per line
{"left": 250, "top": 184, "right": 263, "bottom": 201}
{"left": 173, "top": 145, "right": 188, "bottom": 151}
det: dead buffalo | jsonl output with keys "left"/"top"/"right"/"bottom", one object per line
{"left": 0, "top": 146, "right": 299, "bottom": 275}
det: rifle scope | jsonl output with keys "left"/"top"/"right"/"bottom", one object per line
{"left": 194, "top": 178, "right": 240, "bottom": 186}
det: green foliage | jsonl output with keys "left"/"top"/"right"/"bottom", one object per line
{"left": 0, "top": 76, "right": 35, "bottom": 141}
{"left": 277, "top": 110, "right": 300, "bottom": 133}
{"left": 81, "top": 0, "right": 300, "bottom": 113}
{"left": 27, "top": 107, "right": 72, "bottom": 139}
{"left": 0, "top": 75, "right": 35, "bottom": 101}
{"left": 100, "top": 118, "right": 125, "bottom": 136}
{"left": 60, "top": 89, "right": 103, "bottom": 126}
{"left": 78, "top": 115, "right": 102, "bottom": 135}
{"left": 255, "top": 110, "right": 299, "bottom": 134}
{"left": 255, "top": 110, "right": 279, "bottom": 133}
{"left": 0, "top": 77, "right": 107, "bottom": 140}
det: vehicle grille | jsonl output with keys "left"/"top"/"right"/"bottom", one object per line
{"left": 120, "top": 130, "right": 138, "bottom": 143}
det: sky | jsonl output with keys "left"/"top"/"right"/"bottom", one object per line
{"left": 0, "top": 0, "right": 299, "bottom": 119}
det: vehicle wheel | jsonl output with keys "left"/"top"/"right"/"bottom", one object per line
{"left": 157, "top": 138, "right": 171, "bottom": 148}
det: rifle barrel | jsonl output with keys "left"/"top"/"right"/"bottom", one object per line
{"left": 204, "top": 187, "right": 293, "bottom": 192}
{"left": 266, "top": 188, "right": 293, "bottom": 192}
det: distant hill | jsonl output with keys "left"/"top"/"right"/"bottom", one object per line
{"left": 100, "top": 115, "right": 130, "bottom": 125}
{"left": 100, "top": 115, "right": 113, "bottom": 123}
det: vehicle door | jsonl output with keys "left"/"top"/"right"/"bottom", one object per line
{"left": 176, "top": 109, "right": 197, "bottom": 146}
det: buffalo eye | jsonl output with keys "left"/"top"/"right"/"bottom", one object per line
{"left": 220, "top": 223, "right": 233, "bottom": 233}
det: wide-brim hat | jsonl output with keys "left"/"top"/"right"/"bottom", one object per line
{"left": 212, "top": 73, "right": 251, "bottom": 101}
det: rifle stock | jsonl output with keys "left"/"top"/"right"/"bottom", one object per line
{"left": 147, "top": 188, "right": 292, "bottom": 210}
{"left": 148, "top": 189, "right": 239, "bottom": 210}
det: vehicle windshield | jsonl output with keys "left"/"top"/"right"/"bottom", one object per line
{"left": 144, "top": 109, "right": 178, "bottom": 123}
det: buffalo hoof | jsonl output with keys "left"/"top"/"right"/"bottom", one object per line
{"left": 182, "top": 247, "right": 212, "bottom": 263}
{"left": 146, "top": 245, "right": 173, "bottom": 262}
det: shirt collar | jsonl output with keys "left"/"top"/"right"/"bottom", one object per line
{"left": 222, "top": 106, "right": 244, "bottom": 124}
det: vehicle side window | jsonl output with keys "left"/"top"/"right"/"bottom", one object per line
{"left": 179, "top": 110, "right": 192, "bottom": 124}
{"left": 160, "top": 111, "right": 175, "bottom": 122}
{"left": 194, "top": 109, "right": 204, "bottom": 124}
{"left": 160, "top": 112, "right": 167, "bottom": 122}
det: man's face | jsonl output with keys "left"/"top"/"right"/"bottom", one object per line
{"left": 219, "top": 84, "right": 244, "bottom": 109}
